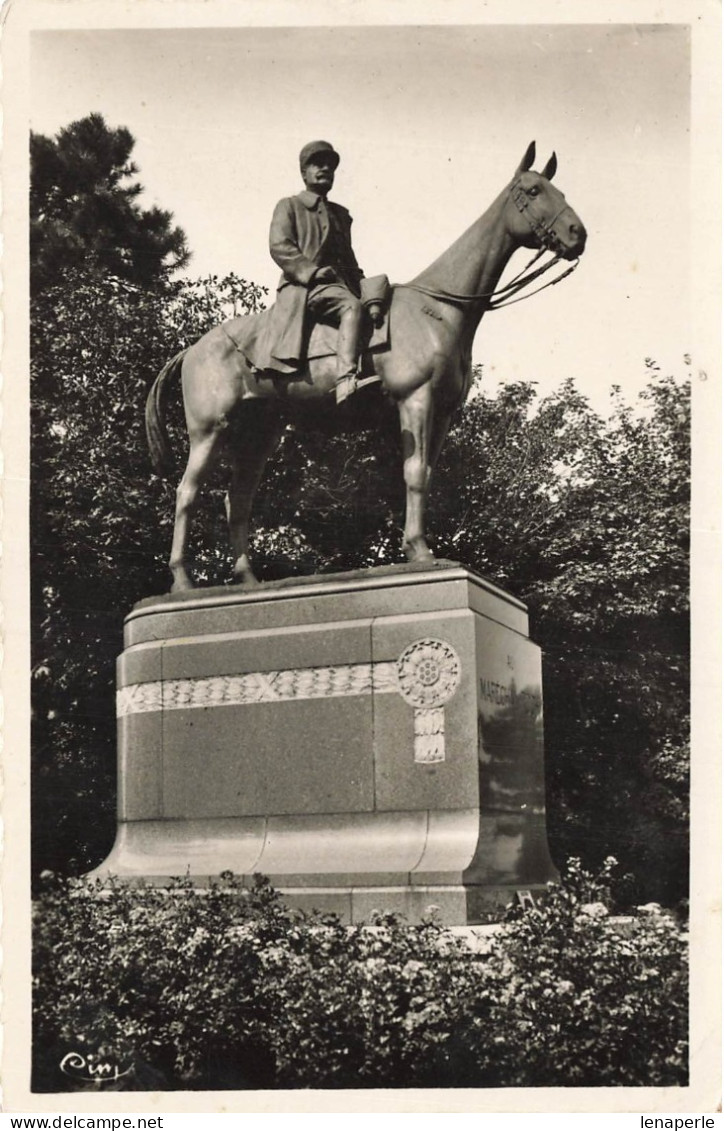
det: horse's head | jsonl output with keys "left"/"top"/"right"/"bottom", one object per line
{"left": 507, "top": 141, "right": 587, "bottom": 261}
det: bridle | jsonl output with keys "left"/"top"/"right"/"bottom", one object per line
{"left": 510, "top": 179, "right": 570, "bottom": 256}
{"left": 398, "top": 177, "right": 581, "bottom": 311}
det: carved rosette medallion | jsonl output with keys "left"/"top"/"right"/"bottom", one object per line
{"left": 396, "top": 638, "right": 461, "bottom": 764}
{"left": 396, "top": 638, "right": 461, "bottom": 709}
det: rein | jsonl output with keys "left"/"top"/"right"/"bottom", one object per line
{"left": 396, "top": 178, "right": 580, "bottom": 311}
{"left": 399, "top": 255, "right": 579, "bottom": 310}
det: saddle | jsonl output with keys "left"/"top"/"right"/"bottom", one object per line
{"left": 224, "top": 275, "right": 391, "bottom": 387}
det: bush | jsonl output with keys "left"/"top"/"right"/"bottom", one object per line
{"left": 457, "top": 857, "right": 689, "bottom": 1087}
{"left": 33, "top": 863, "right": 687, "bottom": 1092}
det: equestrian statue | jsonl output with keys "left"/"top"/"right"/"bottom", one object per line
{"left": 146, "top": 141, "right": 587, "bottom": 592}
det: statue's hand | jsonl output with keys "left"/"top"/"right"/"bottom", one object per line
{"left": 313, "top": 266, "right": 338, "bottom": 284}
{"left": 367, "top": 302, "right": 384, "bottom": 329}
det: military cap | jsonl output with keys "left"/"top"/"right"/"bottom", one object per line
{"left": 299, "top": 140, "right": 340, "bottom": 172}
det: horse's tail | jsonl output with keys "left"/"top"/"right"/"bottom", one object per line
{"left": 145, "top": 348, "right": 187, "bottom": 479}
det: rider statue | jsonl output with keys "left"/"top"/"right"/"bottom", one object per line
{"left": 267, "top": 140, "right": 383, "bottom": 403}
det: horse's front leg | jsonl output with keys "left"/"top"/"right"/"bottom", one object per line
{"left": 399, "top": 384, "right": 435, "bottom": 562}
{"left": 399, "top": 386, "right": 453, "bottom": 563}
{"left": 226, "top": 406, "right": 283, "bottom": 586}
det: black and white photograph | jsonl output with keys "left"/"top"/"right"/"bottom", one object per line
{"left": 2, "top": 0, "right": 720, "bottom": 1116}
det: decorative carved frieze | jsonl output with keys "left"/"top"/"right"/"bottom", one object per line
{"left": 117, "top": 638, "right": 462, "bottom": 764}
{"left": 116, "top": 683, "right": 163, "bottom": 717}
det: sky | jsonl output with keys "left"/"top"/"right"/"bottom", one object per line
{"left": 30, "top": 20, "right": 693, "bottom": 415}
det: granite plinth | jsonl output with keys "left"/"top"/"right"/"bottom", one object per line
{"left": 92, "top": 561, "right": 558, "bottom": 923}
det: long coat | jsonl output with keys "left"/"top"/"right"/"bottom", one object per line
{"left": 264, "top": 190, "right": 363, "bottom": 369}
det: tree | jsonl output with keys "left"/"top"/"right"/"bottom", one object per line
{"left": 31, "top": 255, "right": 689, "bottom": 902}
{"left": 31, "top": 113, "right": 190, "bottom": 294}
{"left": 257, "top": 367, "right": 690, "bottom": 902}
{"left": 427, "top": 366, "right": 690, "bottom": 903}
{"left": 31, "top": 268, "right": 266, "bottom": 877}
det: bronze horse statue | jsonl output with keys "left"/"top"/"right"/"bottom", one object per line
{"left": 146, "top": 142, "right": 587, "bottom": 591}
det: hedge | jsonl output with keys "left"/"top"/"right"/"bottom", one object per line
{"left": 32, "top": 859, "right": 687, "bottom": 1091}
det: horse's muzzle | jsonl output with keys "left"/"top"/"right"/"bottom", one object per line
{"left": 562, "top": 218, "right": 587, "bottom": 259}
{"left": 570, "top": 224, "right": 587, "bottom": 257}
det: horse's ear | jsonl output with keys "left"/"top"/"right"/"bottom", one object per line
{"left": 541, "top": 152, "right": 557, "bottom": 181}
{"left": 516, "top": 141, "right": 536, "bottom": 175}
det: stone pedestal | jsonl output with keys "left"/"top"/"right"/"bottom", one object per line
{"left": 92, "top": 562, "right": 558, "bottom": 923}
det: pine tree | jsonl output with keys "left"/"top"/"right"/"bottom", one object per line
{"left": 30, "top": 113, "right": 190, "bottom": 294}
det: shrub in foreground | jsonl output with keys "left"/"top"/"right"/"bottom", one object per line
{"left": 33, "top": 862, "right": 687, "bottom": 1091}
{"left": 458, "top": 858, "right": 688, "bottom": 1087}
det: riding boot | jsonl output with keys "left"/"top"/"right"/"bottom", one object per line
{"left": 335, "top": 303, "right": 364, "bottom": 405}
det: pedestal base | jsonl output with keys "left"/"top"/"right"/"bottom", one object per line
{"left": 91, "top": 562, "right": 558, "bottom": 923}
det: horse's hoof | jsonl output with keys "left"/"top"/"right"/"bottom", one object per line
{"left": 233, "top": 572, "right": 261, "bottom": 589}
{"left": 403, "top": 539, "right": 435, "bottom": 564}
{"left": 170, "top": 579, "right": 194, "bottom": 593}
{"left": 170, "top": 568, "right": 195, "bottom": 592}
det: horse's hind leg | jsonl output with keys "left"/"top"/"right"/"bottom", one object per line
{"left": 169, "top": 426, "right": 226, "bottom": 592}
{"left": 226, "top": 405, "right": 284, "bottom": 586}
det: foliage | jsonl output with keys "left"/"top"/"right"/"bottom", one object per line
{"left": 429, "top": 366, "right": 690, "bottom": 903}
{"left": 31, "top": 249, "right": 689, "bottom": 902}
{"left": 31, "top": 269, "right": 266, "bottom": 876}
{"left": 463, "top": 857, "right": 689, "bottom": 1087}
{"left": 32, "top": 864, "right": 688, "bottom": 1091}
{"left": 274, "top": 365, "right": 690, "bottom": 903}
{"left": 31, "top": 113, "right": 190, "bottom": 294}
